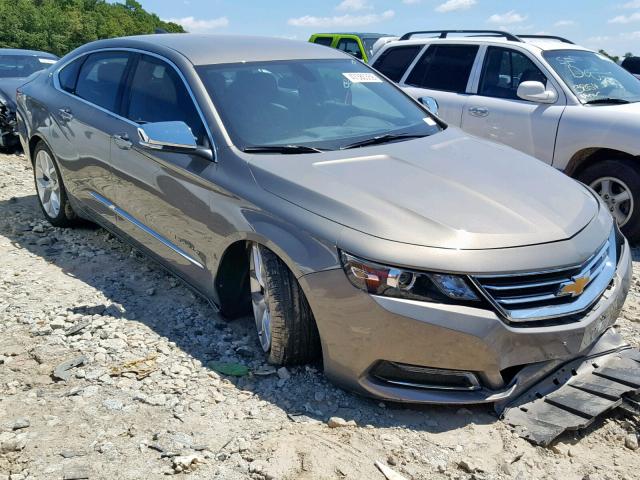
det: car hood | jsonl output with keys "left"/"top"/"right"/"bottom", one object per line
{"left": 246, "top": 128, "right": 599, "bottom": 250}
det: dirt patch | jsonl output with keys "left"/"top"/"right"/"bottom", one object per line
{"left": 1, "top": 152, "right": 639, "bottom": 479}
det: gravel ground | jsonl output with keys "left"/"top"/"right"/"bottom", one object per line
{"left": 1, "top": 151, "right": 640, "bottom": 480}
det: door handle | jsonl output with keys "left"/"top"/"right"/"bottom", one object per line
{"left": 58, "top": 108, "right": 73, "bottom": 122}
{"left": 113, "top": 133, "right": 133, "bottom": 150}
{"left": 468, "top": 106, "right": 489, "bottom": 118}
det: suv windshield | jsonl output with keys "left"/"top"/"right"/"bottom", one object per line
{"left": 0, "top": 55, "right": 56, "bottom": 78}
{"left": 544, "top": 49, "right": 640, "bottom": 104}
{"left": 196, "top": 58, "right": 441, "bottom": 151}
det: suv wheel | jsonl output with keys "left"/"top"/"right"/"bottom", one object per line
{"left": 578, "top": 159, "right": 640, "bottom": 241}
{"left": 33, "top": 141, "right": 77, "bottom": 227}
{"left": 248, "top": 243, "right": 321, "bottom": 365}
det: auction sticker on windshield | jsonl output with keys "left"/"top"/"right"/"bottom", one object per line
{"left": 342, "top": 72, "right": 382, "bottom": 83}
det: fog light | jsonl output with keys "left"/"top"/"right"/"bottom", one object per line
{"left": 372, "top": 361, "right": 481, "bottom": 391}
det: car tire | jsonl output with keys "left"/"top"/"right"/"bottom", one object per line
{"left": 577, "top": 159, "right": 640, "bottom": 242}
{"left": 249, "top": 243, "right": 321, "bottom": 365}
{"left": 32, "top": 141, "right": 77, "bottom": 227}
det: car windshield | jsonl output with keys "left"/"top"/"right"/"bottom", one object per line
{"left": 0, "top": 55, "right": 56, "bottom": 78}
{"left": 543, "top": 49, "right": 640, "bottom": 104}
{"left": 196, "top": 58, "right": 441, "bottom": 151}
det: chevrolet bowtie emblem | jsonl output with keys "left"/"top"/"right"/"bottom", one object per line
{"left": 557, "top": 275, "right": 590, "bottom": 298}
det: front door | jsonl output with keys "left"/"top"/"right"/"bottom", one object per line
{"left": 461, "top": 46, "right": 565, "bottom": 164}
{"left": 109, "top": 53, "right": 217, "bottom": 294}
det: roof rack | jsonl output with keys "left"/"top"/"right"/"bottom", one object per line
{"left": 399, "top": 30, "right": 522, "bottom": 42}
{"left": 516, "top": 34, "right": 574, "bottom": 45}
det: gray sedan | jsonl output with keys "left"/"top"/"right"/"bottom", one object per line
{"left": 16, "top": 34, "right": 632, "bottom": 406}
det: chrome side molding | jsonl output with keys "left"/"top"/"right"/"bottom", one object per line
{"left": 89, "top": 191, "right": 204, "bottom": 269}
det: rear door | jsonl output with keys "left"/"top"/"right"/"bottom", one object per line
{"left": 461, "top": 46, "right": 565, "bottom": 164}
{"left": 48, "top": 51, "right": 133, "bottom": 221}
{"left": 108, "top": 53, "right": 216, "bottom": 293}
{"left": 336, "top": 36, "right": 365, "bottom": 61}
{"left": 399, "top": 43, "right": 480, "bottom": 126}
{"left": 310, "top": 35, "right": 335, "bottom": 48}
{"left": 371, "top": 44, "right": 423, "bottom": 82}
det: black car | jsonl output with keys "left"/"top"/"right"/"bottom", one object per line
{"left": 0, "top": 49, "right": 58, "bottom": 149}
{"left": 621, "top": 56, "right": 640, "bottom": 80}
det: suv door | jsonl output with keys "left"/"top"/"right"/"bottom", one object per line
{"left": 109, "top": 53, "right": 216, "bottom": 293}
{"left": 371, "top": 44, "right": 423, "bottom": 82}
{"left": 49, "top": 51, "right": 133, "bottom": 221}
{"left": 461, "top": 46, "right": 565, "bottom": 164}
{"left": 400, "top": 44, "right": 480, "bottom": 125}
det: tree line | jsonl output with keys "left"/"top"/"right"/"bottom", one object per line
{"left": 0, "top": 0, "right": 185, "bottom": 57}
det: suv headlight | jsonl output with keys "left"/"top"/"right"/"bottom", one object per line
{"left": 340, "top": 251, "right": 479, "bottom": 303}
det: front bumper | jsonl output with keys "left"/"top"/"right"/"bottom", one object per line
{"left": 301, "top": 239, "right": 632, "bottom": 404}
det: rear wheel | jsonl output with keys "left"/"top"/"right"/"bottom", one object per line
{"left": 578, "top": 159, "right": 640, "bottom": 241}
{"left": 249, "top": 243, "right": 321, "bottom": 365}
{"left": 33, "top": 141, "right": 77, "bottom": 227}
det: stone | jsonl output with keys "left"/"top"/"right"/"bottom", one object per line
{"left": 277, "top": 367, "right": 291, "bottom": 380}
{"left": 625, "top": 433, "right": 638, "bottom": 450}
{"left": 172, "top": 454, "right": 205, "bottom": 473}
{"left": 11, "top": 417, "right": 30, "bottom": 430}
{"left": 102, "top": 398, "right": 124, "bottom": 411}
{"left": 327, "top": 416, "right": 348, "bottom": 428}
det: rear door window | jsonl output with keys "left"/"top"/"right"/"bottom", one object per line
{"left": 337, "top": 38, "right": 363, "bottom": 59}
{"left": 406, "top": 44, "right": 479, "bottom": 93}
{"left": 372, "top": 45, "right": 423, "bottom": 82}
{"left": 313, "top": 37, "right": 334, "bottom": 47}
{"left": 124, "top": 54, "right": 207, "bottom": 146}
{"left": 74, "top": 51, "right": 131, "bottom": 112}
{"left": 479, "top": 47, "right": 547, "bottom": 100}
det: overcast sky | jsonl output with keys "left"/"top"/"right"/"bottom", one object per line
{"left": 138, "top": 0, "right": 640, "bottom": 56}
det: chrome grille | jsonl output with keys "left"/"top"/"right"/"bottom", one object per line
{"left": 471, "top": 229, "right": 617, "bottom": 323}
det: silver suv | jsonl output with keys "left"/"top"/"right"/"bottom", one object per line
{"left": 16, "top": 35, "right": 632, "bottom": 415}
{"left": 371, "top": 30, "right": 640, "bottom": 240}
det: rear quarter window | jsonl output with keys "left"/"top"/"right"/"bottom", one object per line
{"left": 57, "top": 57, "right": 85, "bottom": 93}
{"left": 372, "top": 45, "right": 422, "bottom": 82}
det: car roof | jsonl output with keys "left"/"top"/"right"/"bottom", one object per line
{"left": 379, "top": 36, "right": 590, "bottom": 54}
{"left": 0, "top": 48, "right": 58, "bottom": 58}
{"left": 80, "top": 34, "right": 349, "bottom": 65}
{"left": 313, "top": 33, "right": 393, "bottom": 38}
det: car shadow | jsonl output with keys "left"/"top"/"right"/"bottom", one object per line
{"left": 0, "top": 193, "right": 565, "bottom": 435}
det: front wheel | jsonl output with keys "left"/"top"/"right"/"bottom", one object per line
{"left": 249, "top": 243, "right": 321, "bottom": 365}
{"left": 578, "top": 159, "right": 640, "bottom": 241}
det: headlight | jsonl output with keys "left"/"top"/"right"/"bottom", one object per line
{"left": 340, "top": 252, "right": 479, "bottom": 303}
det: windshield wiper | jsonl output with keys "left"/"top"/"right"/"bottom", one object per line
{"left": 242, "top": 145, "right": 325, "bottom": 154}
{"left": 585, "top": 98, "right": 631, "bottom": 105}
{"left": 340, "top": 133, "right": 427, "bottom": 150}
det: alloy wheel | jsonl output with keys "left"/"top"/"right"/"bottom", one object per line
{"left": 34, "top": 149, "right": 61, "bottom": 218}
{"left": 590, "top": 176, "right": 634, "bottom": 227}
{"left": 249, "top": 244, "right": 272, "bottom": 352}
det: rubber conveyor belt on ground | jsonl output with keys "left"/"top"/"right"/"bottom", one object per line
{"left": 501, "top": 347, "right": 640, "bottom": 446}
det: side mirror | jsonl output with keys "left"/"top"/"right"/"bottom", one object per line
{"left": 419, "top": 96, "right": 439, "bottom": 115}
{"left": 138, "top": 121, "right": 198, "bottom": 152}
{"left": 516, "top": 81, "right": 557, "bottom": 104}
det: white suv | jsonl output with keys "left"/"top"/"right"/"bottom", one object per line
{"left": 371, "top": 30, "right": 640, "bottom": 240}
